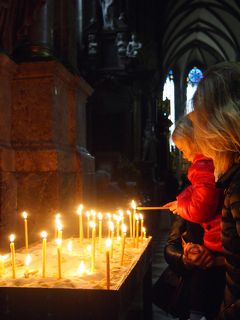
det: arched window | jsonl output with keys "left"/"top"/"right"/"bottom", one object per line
{"left": 186, "top": 67, "right": 203, "bottom": 114}
{"left": 163, "top": 70, "right": 175, "bottom": 149}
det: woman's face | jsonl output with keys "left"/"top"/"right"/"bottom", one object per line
{"left": 174, "top": 138, "right": 194, "bottom": 162}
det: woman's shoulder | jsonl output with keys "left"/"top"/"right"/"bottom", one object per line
{"left": 226, "top": 170, "right": 240, "bottom": 199}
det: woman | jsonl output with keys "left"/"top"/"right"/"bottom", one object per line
{"left": 162, "top": 215, "right": 225, "bottom": 320}
{"left": 192, "top": 62, "right": 240, "bottom": 319}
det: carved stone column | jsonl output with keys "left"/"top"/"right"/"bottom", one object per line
{"left": 11, "top": 60, "right": 93, "bottom": 243}
{"left": 0, "top": 54, "right": 17, "bottom": 249}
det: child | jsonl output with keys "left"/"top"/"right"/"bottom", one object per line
{"left": 164, "top": 115, "right": 223, "bottom": 254}
{"left": 192, "top": 61, "right": 240, "bottom": 320}
{"left": 163, "top": 115, "right": 224, "bottom": 320}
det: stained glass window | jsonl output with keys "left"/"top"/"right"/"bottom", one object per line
{"left": 188, "top": 67, "right": 203, "bottom": 84}
{"left": 163, "top": 70, "right": 175, "bottom": 149}
{"left": 185, "top": 67, "right": 203, "bottom": 114}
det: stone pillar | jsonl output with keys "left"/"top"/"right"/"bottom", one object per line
{"left": 53, "top": 0, "right": 79, "bottom": 72}
{"left": 11, "top": 60, "right": 93, "bottom": 242}
{"left": 13, "top": 0, "right": 54, "bottom": 61}
{"left": 0, "top": 54, "right": 17, "bottom": 249}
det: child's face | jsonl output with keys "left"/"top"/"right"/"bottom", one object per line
{"left": 174, "top": 138, "right": 194, "bottom": 162}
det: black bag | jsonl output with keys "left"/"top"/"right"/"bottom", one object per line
{"left": 152, "top": 266, "right": 186, "bottom": 317}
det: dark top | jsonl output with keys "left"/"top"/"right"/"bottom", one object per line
{"left": 164, "top": 215, "right": 204, "bottom": 275}
{"left": 216, "top": 164, "right": 240, "bottom": 320}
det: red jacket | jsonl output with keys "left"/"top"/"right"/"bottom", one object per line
{"left": 176, "top": 154, "right": 223, "bottom": 252}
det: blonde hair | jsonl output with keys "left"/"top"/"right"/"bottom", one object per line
{"left": 172, "top": 115, "right": 199, "bottom": 154}
{"left": 193, "top": 62, "right": 240, "bottom": 177}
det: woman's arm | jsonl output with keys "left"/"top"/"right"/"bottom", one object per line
{"left": 164, "top": 216, "right": 189, "bottom": 274}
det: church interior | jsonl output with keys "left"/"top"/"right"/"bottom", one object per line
{"left": 0, "top": 1, "right": 239, "bottom": 319}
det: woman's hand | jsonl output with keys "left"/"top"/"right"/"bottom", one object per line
{"left": 183, "top": 243, "right": 215, "bottom": 269}
{"left": 162, "top": 201, "right": 178, "bottom": 214}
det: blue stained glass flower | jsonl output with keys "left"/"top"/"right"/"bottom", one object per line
{"left": 188, "top": 67, "right": 203, "bottom": 84}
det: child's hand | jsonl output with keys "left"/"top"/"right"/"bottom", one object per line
{"left": 162, "top": 201, "right": 178, "bottom": 213}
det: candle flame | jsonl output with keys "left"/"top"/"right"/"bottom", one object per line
{"left": 9, "top": 234, "right": 15, "bottom": 242}
{"left": 131, "top": 200, "right": 136, "bottom": 209}
{"left": 106, "top": 212, "right": 112, "bottom": 220}
{"left": 91, "top": 210, "right": 96, "bottom": 218}
{"left": 98, "top": 212, "right": 103, "bottom": 220}
{"left": 116, "top": 215, "right": 121, "bottom": 222}
{"left": 139, "top": 213, "right": 143, "bottom": 220}
{"left": 78, "top": 261, "right": 86, "bottom": 275}
{"left": 25, "top": 254, "right": 32, "bottom": 267}
{"left": 22, "top": 211, "right": 28, "bottom": 219}
{"left": 127, "top": 210, "right": 131, "bottom": 216}
{"left": 77, "top": 204, "right": 83, "bottom": 215}
{"left": 56, "top": 238, "right": 62, "bottom": 246}
{"left": 41, "top": 231, "right": 47, "bottom": 239}
{"left": 87, "top": 244, "right": 91, "bottom": 253}
{"left": 56, "top": 222, "right": 62, "bottom": 231}
{"left": 89, "top": 221, "right": 96, "bottom": 229}
{"left": 67, "top": 240, "right": 73, "bottom": 252}
{"left": 86, "top": 211, "right": 90, "bottom": 218}
{"left": 135, "top": 214, "right": 139, "bottom": 220}
{"left": 108, "top": 221, "right": 114, "bottom": 231}
{"left": 55, "top": 213, "right": 61, "bottom": 220}
{"left": 118, "top": 209, "right": 123, "bottom": 216}
{"left": 122, "top": 224, "right": 127, "bottom": 233}
{"left": 106, "top": 238, "right": 112, "bottom": 248}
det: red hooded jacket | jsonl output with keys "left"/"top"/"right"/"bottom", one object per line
{"left": 176, "top": 154, "right": 223, "bottom": 252}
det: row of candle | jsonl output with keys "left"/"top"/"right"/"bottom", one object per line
{"left": 20, "top": 203, "right": 145, "bottom": 252}
{"left": 6, "top": 232, "right": 147, "bottom": 289}
{"left": 2, "top": 201, "right": 147, "bottom": 289}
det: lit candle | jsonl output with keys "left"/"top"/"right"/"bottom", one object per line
{"left": 98, "top": 212, "right": 103, "bottom": 243}
{"left": 24, "top": 254, "right": 32, "bottom": 278}
{"left": 127, "top": 210, "right": 132, "bottom": 238}
{"left": 116, "top": 215, "right": 120, "bottom": 238}
{"left": 142, "top": 227, "right": 146, "bottom": 239}
{"left": 139, "top": 214, "right": 144, "bottom": 240}
{"left": 135, "top": 214, "right": 139, "bottom": 248}
{"left": 90, "top": 221, "right": 96, "bottom": 273}
{"left": 77, "top": 204, "right": 84, "bottom": 246}
{"left": 56, "top": 238, "right": 62, "bottom": 279}
{"left": 91, "top": 210, "right": 96, "bottom": 223}
{"left": 106, "top": 238, "right": 111, "bottom": 290}
{"left": 0, "top": 255, "right": 5, "bottom": 277}
{"left": 22, "top": 211, "right": 29, "bottom": 252}
{"left": 106, "top": 212, "right": 112, "bottom": 237}
{"left": 108, "top": 220, "right": 114, "bottom": 239}
{"left": 109, "top": 222, "right": 114, "bottom": 258}
{"left": 131, "top": 200, "right": 136, "bottom": 240}
{"left": 57, "top": 222, "right": 62, "bottom": 240}
{"left": 86, "top": 211, "right": 90, "bottom": 238}
{"left": 118, "top": 210, "right": 124, "bottom": 225}
{"left": 55, "top": 213, "right": 61, "bottom": 238}
{"left": 78, "top": 261, "right": 86, "bottom": 276}
{"left": 67, "top": 240, "right": 73, "bottom": 252}
{"left": 87, "top": 244, "right": 92, "bottom": 271}
{"left": 41, "top": 231, "right": 47, "bottom": 278}
{"left": 9, "top": 234, "right": 16, "bottom": 279}
{"left": 121, "top": 224, "right": 127, "bottom": 265}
